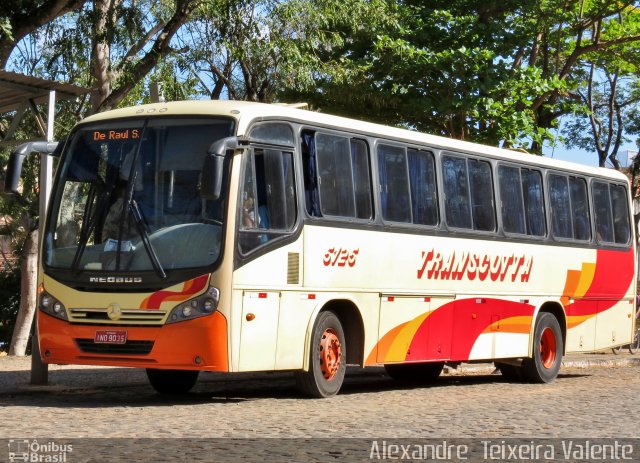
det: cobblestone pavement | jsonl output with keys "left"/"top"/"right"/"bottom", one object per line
{"left": 0, "top": 353, "right": 638, "bottom": 442}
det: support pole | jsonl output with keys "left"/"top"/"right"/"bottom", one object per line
{"left": 30, "top": 90, "right": 55, "bottom": 385}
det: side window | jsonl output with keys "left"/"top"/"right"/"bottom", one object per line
{"left": 302, "top": 131, "right": 372, "bottom": 220}
{"left": 442, "top": 155, "right": 471, "bottom": 229}
{"left": 378, "top": 144, "right": 411, "bottom": 223}
{"left": 549, "top": 174, "right": 591, "bottom": 241}
{"left": 569, "top": 177, "right": 590, "bottom": 241}
{"left": 522, "top": 169, "right": 546, "bottom": 236}
{"left": 499, "top": 165, "right": 525, "bottom": 234}
{"left": 499, "top": 165, "right": 546, "bottom": 237}
{"left": 468, "top": 159, "right": 496, "bottom": 231}
{"left": 593, "top": 181, "right": 630, "bottom": 245}
{"left": 442, "top": 155, "right": 495, "bottom": 231}
{"left": 351, "top": 140, "right": 373, "bottom": 220}
{"left": 549, "top": 174, "right": 572, "bottom": 239}
{"left": 408, "top": 149, "right": 438, "bottom": 226}
{"left": 239, "top": 148, "right": 296, "bottom": 254}
{"left": 378, "top": 145, "right": 438, "bottom": 225}
{"left": 592, "top": 181, "right": 613, "bottom": 242}
{"left": 249, "top": 123, "right": 294, "bottom": 145}
{"left": 316, "top": 133, "right": 355, "bottom": 217}
{"left": 611, "top": 184, "right": 631, "bottom": 244}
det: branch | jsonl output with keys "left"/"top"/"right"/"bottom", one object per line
{"left": 0, "top": 0, "right": 88, "bottom": 68}
{"left": 95, "top": 0, "right": 197, "bottom": 111}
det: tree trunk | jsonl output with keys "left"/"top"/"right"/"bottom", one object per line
{"left": 9, "top": 228, "right": 39, "bottom": 356}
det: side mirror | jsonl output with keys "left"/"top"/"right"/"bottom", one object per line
{"left": 4, "top": 141, "right": 60, "bottom": 197}
{"left": 201, "top": 137, "right": 240, "bottom": 201}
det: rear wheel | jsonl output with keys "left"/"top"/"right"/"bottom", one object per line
{"left": 384, "top": 362, "right": 444, "bottom": 382}
{"left": 612, "top": 345, "right": 623, "bottom": 355}
{"left": 146, "top": 369, "right": 199, "bottom": 394}
{"left": 522, "top": 312, "right": 563, "bottom": 383}
{"left": 295, "top": 311, "right": 346, "bottom": 398}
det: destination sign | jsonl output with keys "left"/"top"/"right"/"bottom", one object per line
{"left": 92, "top": 129, "right": 140, "bottom": 141}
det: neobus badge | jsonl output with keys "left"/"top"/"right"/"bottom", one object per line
{"left": 89, "top": 276, "right": 143, "bottom": 284}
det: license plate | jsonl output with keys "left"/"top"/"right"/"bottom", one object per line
{"left": 94, "top": 330, "right": 127, "bottom": 344}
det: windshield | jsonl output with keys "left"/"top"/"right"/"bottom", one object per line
{"left": 45, "top": 117, "right": 234, "bottom": 279}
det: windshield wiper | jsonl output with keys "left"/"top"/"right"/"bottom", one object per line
{"left": 70, "top": 183, "right": 102, "bottom": 275}
{"left": 129, "top": 199, "right": 166, "bottom": 279}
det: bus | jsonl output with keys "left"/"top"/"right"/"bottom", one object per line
{"left": 5, "top": 100, "right": 636, "bottom": 397}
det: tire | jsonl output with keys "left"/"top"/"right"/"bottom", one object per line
{"left": 629, "top": 328, "right": 640, "bottom": 355}
{"left": 495, "top": 362, "right": 523, "bottom": 381}
{"left": 295, "top": 311, "right": 346, "bottom": 398}
{"left": 612, "top": 345, "right": 622, "bottom": 355}
{"left": 522, "top": 312, "right": 563, "bottom": 383}
{"left": 384, "top": 362, "right": 444, "bottom": 382}
{"left": 146, "top": 369, "right": 199, "bottom": 394}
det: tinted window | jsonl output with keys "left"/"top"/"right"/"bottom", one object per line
{"left": 569, "top": 177, "right": 590, "bottom": 241}
{"left": 468, "top": 159, "right": 496, "bottom": 231}
{"left": 549, "top": 174, "right": 572, "bottom": 239}
{"left": 592, "top": 181, "right": 614, "bottom": 242}
{"left": 522, "top": 169, "right": 546, "bottom": 236}
{"left": 611, "top": 184, "right": 631, "bottom": 244}
{"left": 442, "top": 155, "right": 472, "bottom": 228}
{"left": 378, "top": 145, "right": 411, "bottom": 222}
{"left": 239, "top": 148, "right": 296, "bottom": 254}
{"left": 408, "top": 149, "right": 438, "bottom": 226}
{"left": 593, "top": 182, "right": 631, "bottom": 245}
{"left": 316, "top": 133, "right": 355, "bottom": 217}
{"left": 499, "top": 165, "right": 525, "bottom": 234}
{"left": 442, "top": 155, "right": 495, "bottom": 231}
{"left": 249, "top": 123, "right": 294, "bottom": 145}
{"left": 302, "top": 132, "right": 372, "bottom": 220}
{"left": 351, "top": 140, "right": 373, "bottom": 220}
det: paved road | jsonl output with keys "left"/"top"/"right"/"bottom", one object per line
{"left": 0, "top": 354, "right": 639, "bottom": 461}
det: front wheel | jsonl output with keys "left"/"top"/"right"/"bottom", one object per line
{"left": 295, "top": 311, "right": 346, "bottom": 398}
{"left": 522, "top": 312, "right": 563, "bottom": 383}
{"left": 146, "top": 369, "right": 199, "bottom": 394}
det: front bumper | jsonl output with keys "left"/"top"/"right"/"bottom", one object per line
{"left": 37, "top": 310, "right": 229, "bottom": 371}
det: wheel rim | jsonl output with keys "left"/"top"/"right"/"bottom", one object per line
{"left": 539, "top": 327, "right": 557, "bottom": 368}
{"left": 319, "top": 328, "right": 342, "bottom": 381}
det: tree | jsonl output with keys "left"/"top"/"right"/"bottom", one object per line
{"left": 281, "top": 0, "right": 640, "bottom": 157}
{"left": 0, "top": 0, "right": 88, "bottom": 68}
{"left": 2, "top": 0, "right": 200, "bottom": 356}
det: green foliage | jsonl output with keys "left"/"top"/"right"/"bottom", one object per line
{"left": 0, "top": 264, "right": 20, "bottom": 350}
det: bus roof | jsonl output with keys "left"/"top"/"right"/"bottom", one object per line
{"left": 81, "top": 100, "right": 628, "bottom": 182}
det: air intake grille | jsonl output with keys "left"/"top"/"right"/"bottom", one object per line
{"left": 69, "top": 308, "right": 167, "bottom": 325}
{"left": 75, "top": 339, "right": 154, "bottom": 355}
{"left": 287, "top": 252, "right": 300, "bottom": 284}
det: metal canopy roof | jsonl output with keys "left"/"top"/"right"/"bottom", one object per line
{"left": 0, "top": 70, "right": 89, "bottom": 114}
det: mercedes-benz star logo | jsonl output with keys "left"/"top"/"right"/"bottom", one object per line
{"left": 107, "top": 303, "right": 122, "bottom": 321}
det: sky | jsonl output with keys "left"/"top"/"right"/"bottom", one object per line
{"left": 546, "top": 143, "right": 639, "bottom": 168}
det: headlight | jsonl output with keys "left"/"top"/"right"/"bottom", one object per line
{"left": 166, "top": 286, "right": 220, "bottom": 324}
{"left": 39, "top": 290, "right": 67, "bottom": 321}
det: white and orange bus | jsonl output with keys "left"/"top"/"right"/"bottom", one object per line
{"left": 6, "top": 101, "right": 636, "bottom": 397}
